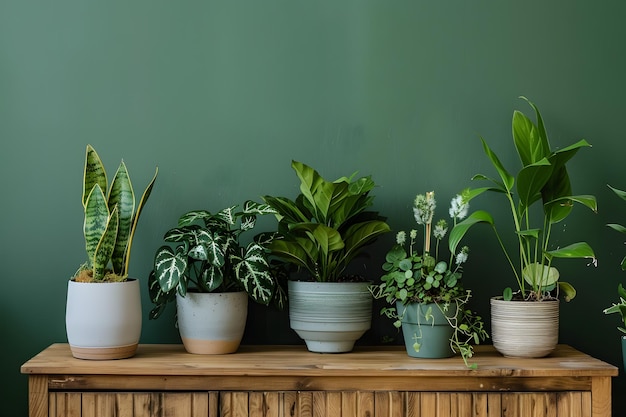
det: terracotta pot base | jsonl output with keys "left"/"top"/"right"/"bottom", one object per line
{"left": 70, "top": 343, "right": 138, "bottom": 360}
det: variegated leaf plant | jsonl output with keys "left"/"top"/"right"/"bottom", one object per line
{"left": 148, "top": 201, "right": 287, "bottom": 319}
{"left": 75, "top": 144, "right": 158, "bottom": 282}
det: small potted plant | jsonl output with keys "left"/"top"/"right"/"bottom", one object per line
{"left": 262, "top": 161, "right": 391, "bottom": 353}
{"left": 66, "top": 145, "right": 158, "bottom": 360}
{"left": 148, "top": 201, "right": 286, "bottom": 354}
{"left": 603, "top": 185, "right": 626, "bottom": 369}
{"left": 370, "top": 191, "right": 488, "bottom": 369}
{"left": 452, "top": 97, "right": 597, "bottom": 358}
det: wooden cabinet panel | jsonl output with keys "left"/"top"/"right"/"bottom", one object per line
{"left": 47, "top": 391, "right": 592, "bottom": 417}
{"left": 23, "top": 344, "right": 616, "bottom": 417}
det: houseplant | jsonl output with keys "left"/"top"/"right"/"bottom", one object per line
{"left": 369, "top": 191, "right": 488, "bottom": 368}
{"left": 262, "top": 160, "right": 390, "bottom": 352}
{"left": 451, "top": 97, "right": 597, "bottom": 357}
{"left": 66, "top": 144, "right": 158, "bottom": 360}
{"left": 602, "top": 184, "right": 626, "bottom": 369}
{"left": 148, "top": 201, "right": 286, "bottom": 354}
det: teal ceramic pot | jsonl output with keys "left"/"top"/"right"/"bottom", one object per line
{"left": 396, "top": 301, "right": 456, "bottom": 359}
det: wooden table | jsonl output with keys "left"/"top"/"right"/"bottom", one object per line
{"left": 21, "top": 343, "right": 618, "bottom": 417}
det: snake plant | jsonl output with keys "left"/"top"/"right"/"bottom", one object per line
{"left": 74, "top": 145, "right": 158, "bottom": 282}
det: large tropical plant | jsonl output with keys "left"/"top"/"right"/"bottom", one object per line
{"left": 603, "top": 185, "right": 626, "bottom": 333}
{"left": 449, "top": 97, "right": 597, "bottom": 302}
{"left": 148, "top": 201, "right": 286, "bottom": 319}
{"left": 74, "top": 145, "right": 158, "bottom": 283}
{"left": 262, "top": 160, "right": 390, "bottom": 282}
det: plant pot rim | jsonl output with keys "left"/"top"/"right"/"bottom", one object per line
{"left": 491, "top": 295, "right": 559, "bottom": 303}
{"left": 68, "top": 278, "right": 138, "bottom": 284}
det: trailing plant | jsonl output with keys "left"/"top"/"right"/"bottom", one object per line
{"left": 148, "top": 201, "right": 286, "bottom": 319}
{"left": 262, "top": 160, "right": 390, "bottom": 282}
{"left": 370, "top": 191, "right": 488, "bottom": 369}
{"left": 450, "top": 97, "right": 597, "bottom": 302}
{"left": 74, "top": 145, "right": 158, "bottom": 283}
{"left": 603, "top": 185, "right": 626, "bottom": 332}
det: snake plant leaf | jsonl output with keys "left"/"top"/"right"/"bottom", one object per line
{"left": 93, "top": 206, "right": 119, "bottom": 281}
{"left": 232, "top": 242, "right": 274, "bottom": 305}
{"left": 480, "top": 138, "right": 515, "bottom": 192}
{"left": 122, "top": 167, "right": 157, "bottom": 276}
{"left": 154, "top": 245, "right": 187, "bottom": 293}
{"left": 448, "top": 210, "right": 494, "bottom": 256}
{"left": 108, "top": 161, "right": 135, "bottom": 276}
{"left": 84, "top": 184, "right": 109, "bottom": 266}
{"left": 82, "top": 145, "right": 107, "bottom": 208}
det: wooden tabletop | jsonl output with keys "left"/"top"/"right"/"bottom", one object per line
{"left": 21, "top": 344, "right": 618, "bottom": 378}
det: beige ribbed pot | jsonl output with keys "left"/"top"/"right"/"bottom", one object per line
{"left": 490, "top": 297, "right": 559, "bottom": 358}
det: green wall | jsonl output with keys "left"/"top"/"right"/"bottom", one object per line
{"left": 3, "top": 1, "right": 626, "bottom": 415}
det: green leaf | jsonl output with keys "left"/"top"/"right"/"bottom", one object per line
{"left": 512, "top": 109, "right": 549, "bottom": 166}
{"left": 154, "top": 245, "right": 187, "bottom": 293}
{"left": 83, "top": 145, "right": 108, "bottom": 208}
{"left": 546, "top": 242, "right": 595, "bottom": 260}
{"left": 108, "top": 161, "right": 135, "bottom": 275}
{"left": 83, "top": 184, "right": 110, "bottom": 266}
{"left": 93, "top": 206, "right": 119, "bottom": 281}
{"left": 123, "top": 167, "right": 157, "bottom": 276}
{"left": 516, "top": 158, "right": 552, "bottom": 209}
{"left": 522, "top": 263, "right": 559, "bottom": 287}
{"left": 607, "top": 223, "right": 626, "bottom": 235}
{"left": 503, "top": 287, "right": 513, "bottom": 301}
{"left": 178, "top": 210, "right": 212, "bottom": 227}
{"left": 480, "top": 138, "right": 514, "bottom": 192}
{"left": 558, "top": 281, "right": 577, "bottom": 302}
{"left": 448, "top": 210, "right": 494, "bottom": 255}
{"left": 608, "top": 184, "right": 626, "bottom": 202}
{"left": 232, "top": 243, "right": 274, "bottom": 305}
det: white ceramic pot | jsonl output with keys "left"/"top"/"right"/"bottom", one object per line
{"left": 66, "top": 279, "right": 142, "bottom": 360}
{"left": 288, "top": 281, "right": 372, "bottom": 353}
{"left": 176, "top": 291, "right": 248, "bottom": 354}
{"left": 490, "top": 297, "right": 559, "bottom": 358}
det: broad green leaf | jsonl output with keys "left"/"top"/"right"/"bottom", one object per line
{"left": 519, "top": 96, "right": 550, "bottom": 155}
{"left": 503, "top": 287, "right": 513, "bottom": 301}
{"left": 448, "top": 210, "right": 494, "bottom": 255}
{"left": 516, "top": 158, "right": 552, "bottom": 209}
{"left": 232, "top": 243, "right": 274, "bottom": 305}
{"left": 269, "top": 238, "right": 316, "bottom": 273}
{"left": 82, "top": 145, "right": 107, "bottom": 208}
{"left": 546, "top": 242, "right": 595, "bottom": 259}
{"left": 559, "top": 281, "right": 577, "bottom": 302}
{"left": 341, "top": 220, "right": 390, "bottom": 265}
{"left": 513, "top": 110, "right": 547, "bottom": 165}
{"left": 523, "top": 263, "right": 559, "bottom": 287}
{"left": 108, "top": 161, "right": 135, "bottom": 275}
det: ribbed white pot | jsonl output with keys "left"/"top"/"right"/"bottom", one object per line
{"left": 176, "top": 291, "right": 248, "bottom": 354}
{"left": 288, "top": 281, "right": 372, "bottom": 353}
{"left": 66, "top": 279, "right": 142, "bottom": 360}
{"left": 490, "top": 297, "right": 559, "bottom": 358}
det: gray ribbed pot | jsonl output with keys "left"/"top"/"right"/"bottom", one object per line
{"left": 288, "top": 281, "right": 373, "bottom": 353}
{"left": 397, "top": 301, "right": 456, "bottom": 359}
{"left": 490, "top": 297, "right": 559, "bottom": 358}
